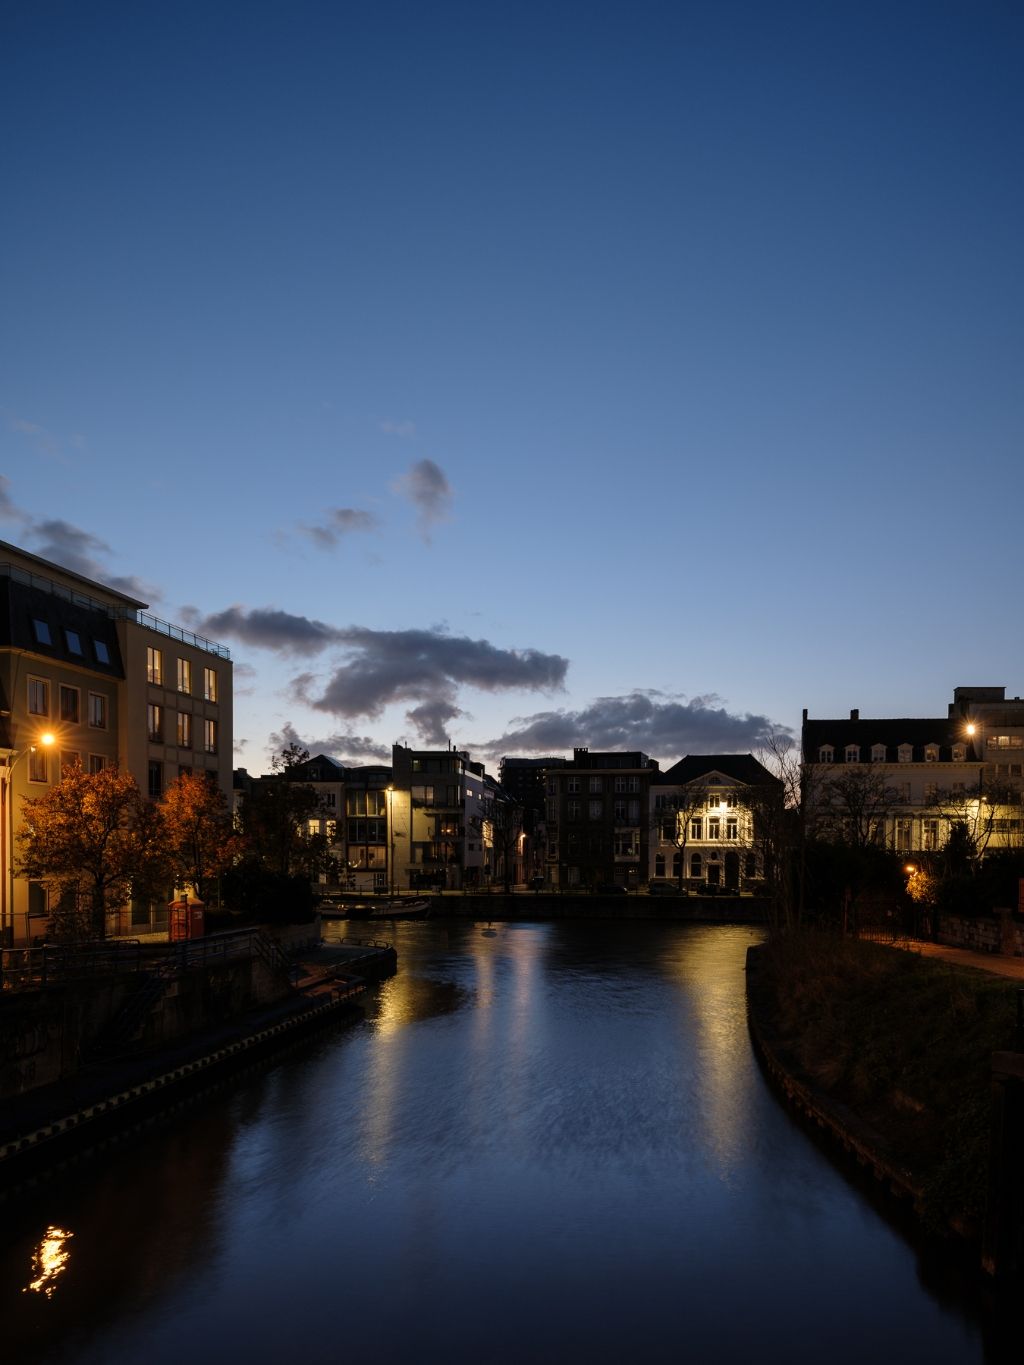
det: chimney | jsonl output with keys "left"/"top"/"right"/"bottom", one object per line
{"left": 850, "top": 708, "right": 859, "bottom": 722}
{"left": 802, "top": 708, "right": 808, "bottom": 723}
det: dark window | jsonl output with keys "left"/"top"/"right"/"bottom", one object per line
{"left": 94, "top": 639, "right": 110, "bottom": 664}
{"left": 148, "top": 761, "right": 163, "bottom": 797}
{"left": 32, "top": 619, "right": 52, "bottom": 645}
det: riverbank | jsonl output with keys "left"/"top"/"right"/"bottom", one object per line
{"left": 0, "top": 938, "right": 396, "bottom": 1188}
{"left": 746, "top": 933, "right": 1019, "bottom": 1242}
{"left": 421, "top": 891, "right": 770, "bottom": 921}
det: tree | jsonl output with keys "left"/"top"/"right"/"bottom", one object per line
{"left": 15, "top": 762, "right": 162, "bottom": 939}
{"left": 237, "top": 744, "right": 330, "bottom": 877}
{"left": 159, "top": 772, "right": 240, "bottom": 903}
{"left": 812, "top": 764, "right": 901, "bottom": 935}
{"left": 652, "top": 783, "right": 709, "bottom": 889}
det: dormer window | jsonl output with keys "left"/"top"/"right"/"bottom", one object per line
{"left": 871, "top": 744, "right": 887, "bottom": 762}
{"left": 818, "top": 745, "right": 834, "bottom": 763}
{"left": 65, "top": 629, "right": 83, "bottom": 654}
{"left": 32, "top": 618, "right": 52, "bottom": 645}
{"left": 951, "top": 744, "right": 966, "bottom": 762}
{"left": 924, "top": 744, "right": 939, "bottom": 763}
{"left": 844, "top": 745, "right": 860, "bottom": 763}
{"left": 898, "top": 744, "right": 913, "bottom": 763}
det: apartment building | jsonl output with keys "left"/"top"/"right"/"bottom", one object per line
{"left": 801, "top": 687, "right": 1024, "bottom": 856}
{"left": 1, "top": 540, "right": 232, "bottom": 944}
{"left": 544, "top": 748, "right": 659, "bottom": 889}
{"left": 650, "top": 754, "right": 781, "bottom": 890}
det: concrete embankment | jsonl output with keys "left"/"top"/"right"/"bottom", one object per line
{"left": 0, "top": 936, "right": 396, "bottom": 1189}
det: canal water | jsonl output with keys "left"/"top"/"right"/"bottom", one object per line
{"left": 0, "top": 922, "right": 1008, "bottom": 1363}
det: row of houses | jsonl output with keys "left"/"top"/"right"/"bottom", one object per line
{"left": 5, "top": 538, "right": 1022, "bottom": 941}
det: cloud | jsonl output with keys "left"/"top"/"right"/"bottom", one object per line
{"left": 405, "top": 697, "right": 466, "bottom": 746}
{"left": 392, "top": 458, "right": 452, "bottom": 539}
{"left": 268, "top": 720, "right": 391, "bottom": 765}
{"left": 8, "top": 417, "right": 59, "bottom": 456}
{"left": 299, "top": 506, "right": 380, "bottom": 549}
{"left": 0, "top": 474, "right": 27, "bottom": 523}
{"left": 26, "top": 518, "right": 157, "bottom": 601}
{"left": 193, "top": 606, "right": 346, "bottom": 656}
{"left": 298, "top": 626, "right": 568, "bottom": 729}
{"left": 379, "top": 418, "right": 416, "bottom": 438}
{"left": 475, "top": 691, "right": 790, "bottom": 764}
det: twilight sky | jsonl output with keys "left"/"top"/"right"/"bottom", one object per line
{"left": 3, "top": 1, "right": 1022, "bottom": 771}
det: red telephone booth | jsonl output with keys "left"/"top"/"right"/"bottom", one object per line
{"left": 168, "top": 894, "right": 205, "bottom": 941}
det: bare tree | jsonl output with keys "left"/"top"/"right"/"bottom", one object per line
{"left": 652, "top": 782, "right": 710, "bottom": 889}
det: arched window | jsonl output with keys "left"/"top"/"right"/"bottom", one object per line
{"left": 871, "top": 744, "right": 886, "bottom": 762}
{"left": 672, "top": 851, "right": 682, "bottom": 878}
{"left": 655, "top": 854, "right": 665, "bottom": 878}
{"left": 845, "top": 745, "right": 860, "bottom": 763}
{"left": 819, "top": 745, "right": 834, "bottom": 763}
{"left": 690, "top": 852, "right": 702, "bottom": 878}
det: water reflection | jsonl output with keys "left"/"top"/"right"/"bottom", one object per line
{"left": 0, "top": 921, "right": 1006, "bottom": 1364}
{"left": 23, "top": 1226, "right": 74, "bottom": 1298}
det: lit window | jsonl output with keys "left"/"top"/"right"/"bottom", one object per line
{"left": 28, "top": 678, "right": 49, "bottom": 716}
{"left": 59, "top": 686, "right": 80, "bottom": 723}
{"left": 898, "top": 745, "right": 913, "bottom": 762}
{"left": 94, "top": 639, "right": 110, "bottom": 664}
{"left": 32, "top": 619, "right": 52, "bottom": 645}
{"left": 690, "top": 818, "right": 702, "bottom": 840}
{"left": 146, "top": 647, "right": 163, "bottom": 685}
{"left": 952, "top": 744, "right": 966, "bottom": 762}
{"left": 65, "top": 629, "right": 83, "bottom": 654}
{"left": 924, "top": 745, "right": 939, "bottom": 762}
{"left": 203, "top": 718, "right": 217, "bottom": 754}
{"left": 88, "top": 693, "right": 107, "bottom": 728}
{"left": 177, "top": 712, "right": 192, "bottom": 748}
{"left": 203, "top": 667, "right": 218, "bottom": 702}
{"left": 177, "top": 658, "right": 192, "bottom": 694}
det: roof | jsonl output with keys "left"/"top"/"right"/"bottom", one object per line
{"left": 656, "top": 754, "right": 781, "bottom": 787}
{"left": 802, "top": 717, "right": 980, "bottom": 764}
{"left": 0, "top": 538, "right": 148, "bottom": 609}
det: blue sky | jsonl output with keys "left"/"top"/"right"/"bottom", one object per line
{"left": 3, "top": 0, "right": 1022, "bottom": 770}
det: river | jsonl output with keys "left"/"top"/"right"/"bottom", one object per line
{"left": 0, "top": 921, "right": 1008, "bottom": 1363}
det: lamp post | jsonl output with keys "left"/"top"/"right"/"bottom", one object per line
{"left": 2, "top": 732, "right": 55, "bottom": 948}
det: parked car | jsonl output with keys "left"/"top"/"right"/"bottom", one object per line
{"left": 593, "top": 883, "right": 628, "bottom": 895}
{"left": 647, "top": 882, "right": 682, "bottom": 896}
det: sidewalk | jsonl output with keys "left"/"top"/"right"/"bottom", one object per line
{"left": 891, "top": 936, "right": 1024, "bottom": 982}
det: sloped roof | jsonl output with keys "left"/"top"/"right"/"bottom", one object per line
{"left": 655, "top": 754, "right": 781, "bottom": 788}
{"left": 802, "top": 718, "right": 979, "bottom": 764}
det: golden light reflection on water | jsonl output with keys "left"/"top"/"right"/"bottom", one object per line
{"left": 23, "top": 1226, "right": 74, "bottom": 1298}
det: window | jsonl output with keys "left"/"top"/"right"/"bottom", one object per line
{"left": 745, "top": 854, "right": 757, "bottom": 879}
{"left": 88, "top": 692, "right": 108, "bottom": 728}
{"left": 898, "top": 745, "right": 913, "bottom": 763}
{"left": 32, "top": 619, "right": 52, "bottom": 645}
{"left": 628, "top": 799, "right": 640, "bottom": 822}
{"left": 28, "top": 746, "right": 48, "bottom": 782}
{"left": 147, "top": 647, "right": 163, "bottom": 685}
{"left": 589, "top": 776, "right": 602, "bottom": 794}
{"left": 177, "top": 658, "right": 192, "bottom": 694}
{"left": 655, "top": 854, "right": 665, "bottom": 878}
{"left": 89, "top": 754, "right": 106, "bottom": 775}
{"left": 147, "top": 703, "right": 163, "bottom": 742}
{"left": 567, "top": 777, "right": 580, "bottom": 793}
{"left": 614, "top": 776, "right": 627, "bottom": 793}
{"left": 546, "top": 778, "right": 557, "bottom": 795}
{"left": 690, "top": 853, "right": 702, "bottom": 878}
{"left": 203, "top": 719, "right": 217, "bottom": 754}
{"left": 203, "top": 667, "right": 218, "bottom": 702}
{"left": 60, "top": 751, "right": 80, "bottom": 775}
{"left": 566, "top": 800, "right": 579, "bottom": 821}
{"left": 924, "top": 783, "right": 938, "bottom": 802}
{"left": 951, "top": 744, "right": 966, "bottom": 762}
{"left": 177, "top": 712, "right": 192, "bottom": 748}
{"left": 94, "top": 639, "right": 110, "bottom": 664}
{"left": 708, "top": 794, "right": 721, "bottom": 808}
{"left": 65, "top": 629, "right": 83, "bottom": 654}
{"left": 28, "top": 677, "right": 49, "bottom": 716}
{"left": 895, "top": 819, "right": 913, "bottom": 851}
{"left": 845, "top": 745, "right": 860, "bottom": 763}
{"left": 726, "top": 818, "right": 738, "bottom": 840}
{"left": 588, "top": 800, "right": 602, "bottom": 820}
{"left": 614, "top": 832, "right": 638, "bottom": 857}
{"left": 818, "top": 745, "right": 834, "bottom": 763}
{"left": 924, "top": 744, "right": 939, "bottom": 763}
{"left": 59, "top": 685, "right": 80, "bottom": 723}
{"left": 545, "top": 798, "right": 557, "bottom": 822}
{"left": 922, "top": 819, "right": 939, "bottom": 851}
{"left": 871, "top": 744, "right": 887, "bottom": 762}
{"left": 690, "top": 818, "right": 702, "bottom": 840}
{"left": 708, "top": 817, "right": 721, "bottom": 840}
{"left": 614, "top": 800, "right": 627, "bottom": 822}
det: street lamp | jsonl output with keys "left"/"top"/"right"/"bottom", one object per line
{"left": 2, "top": 732, "right": 55, "bottom": 947}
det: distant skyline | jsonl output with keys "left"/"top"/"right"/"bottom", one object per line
{"left": 4, "top": 1, "right": 1022, "bottom": 770}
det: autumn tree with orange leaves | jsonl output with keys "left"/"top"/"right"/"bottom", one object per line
{"left": 158, "top": 771, "right": 240, "bottom": 902}
{"left": 15, "top": 761, "right": 166, "bottom": 939}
